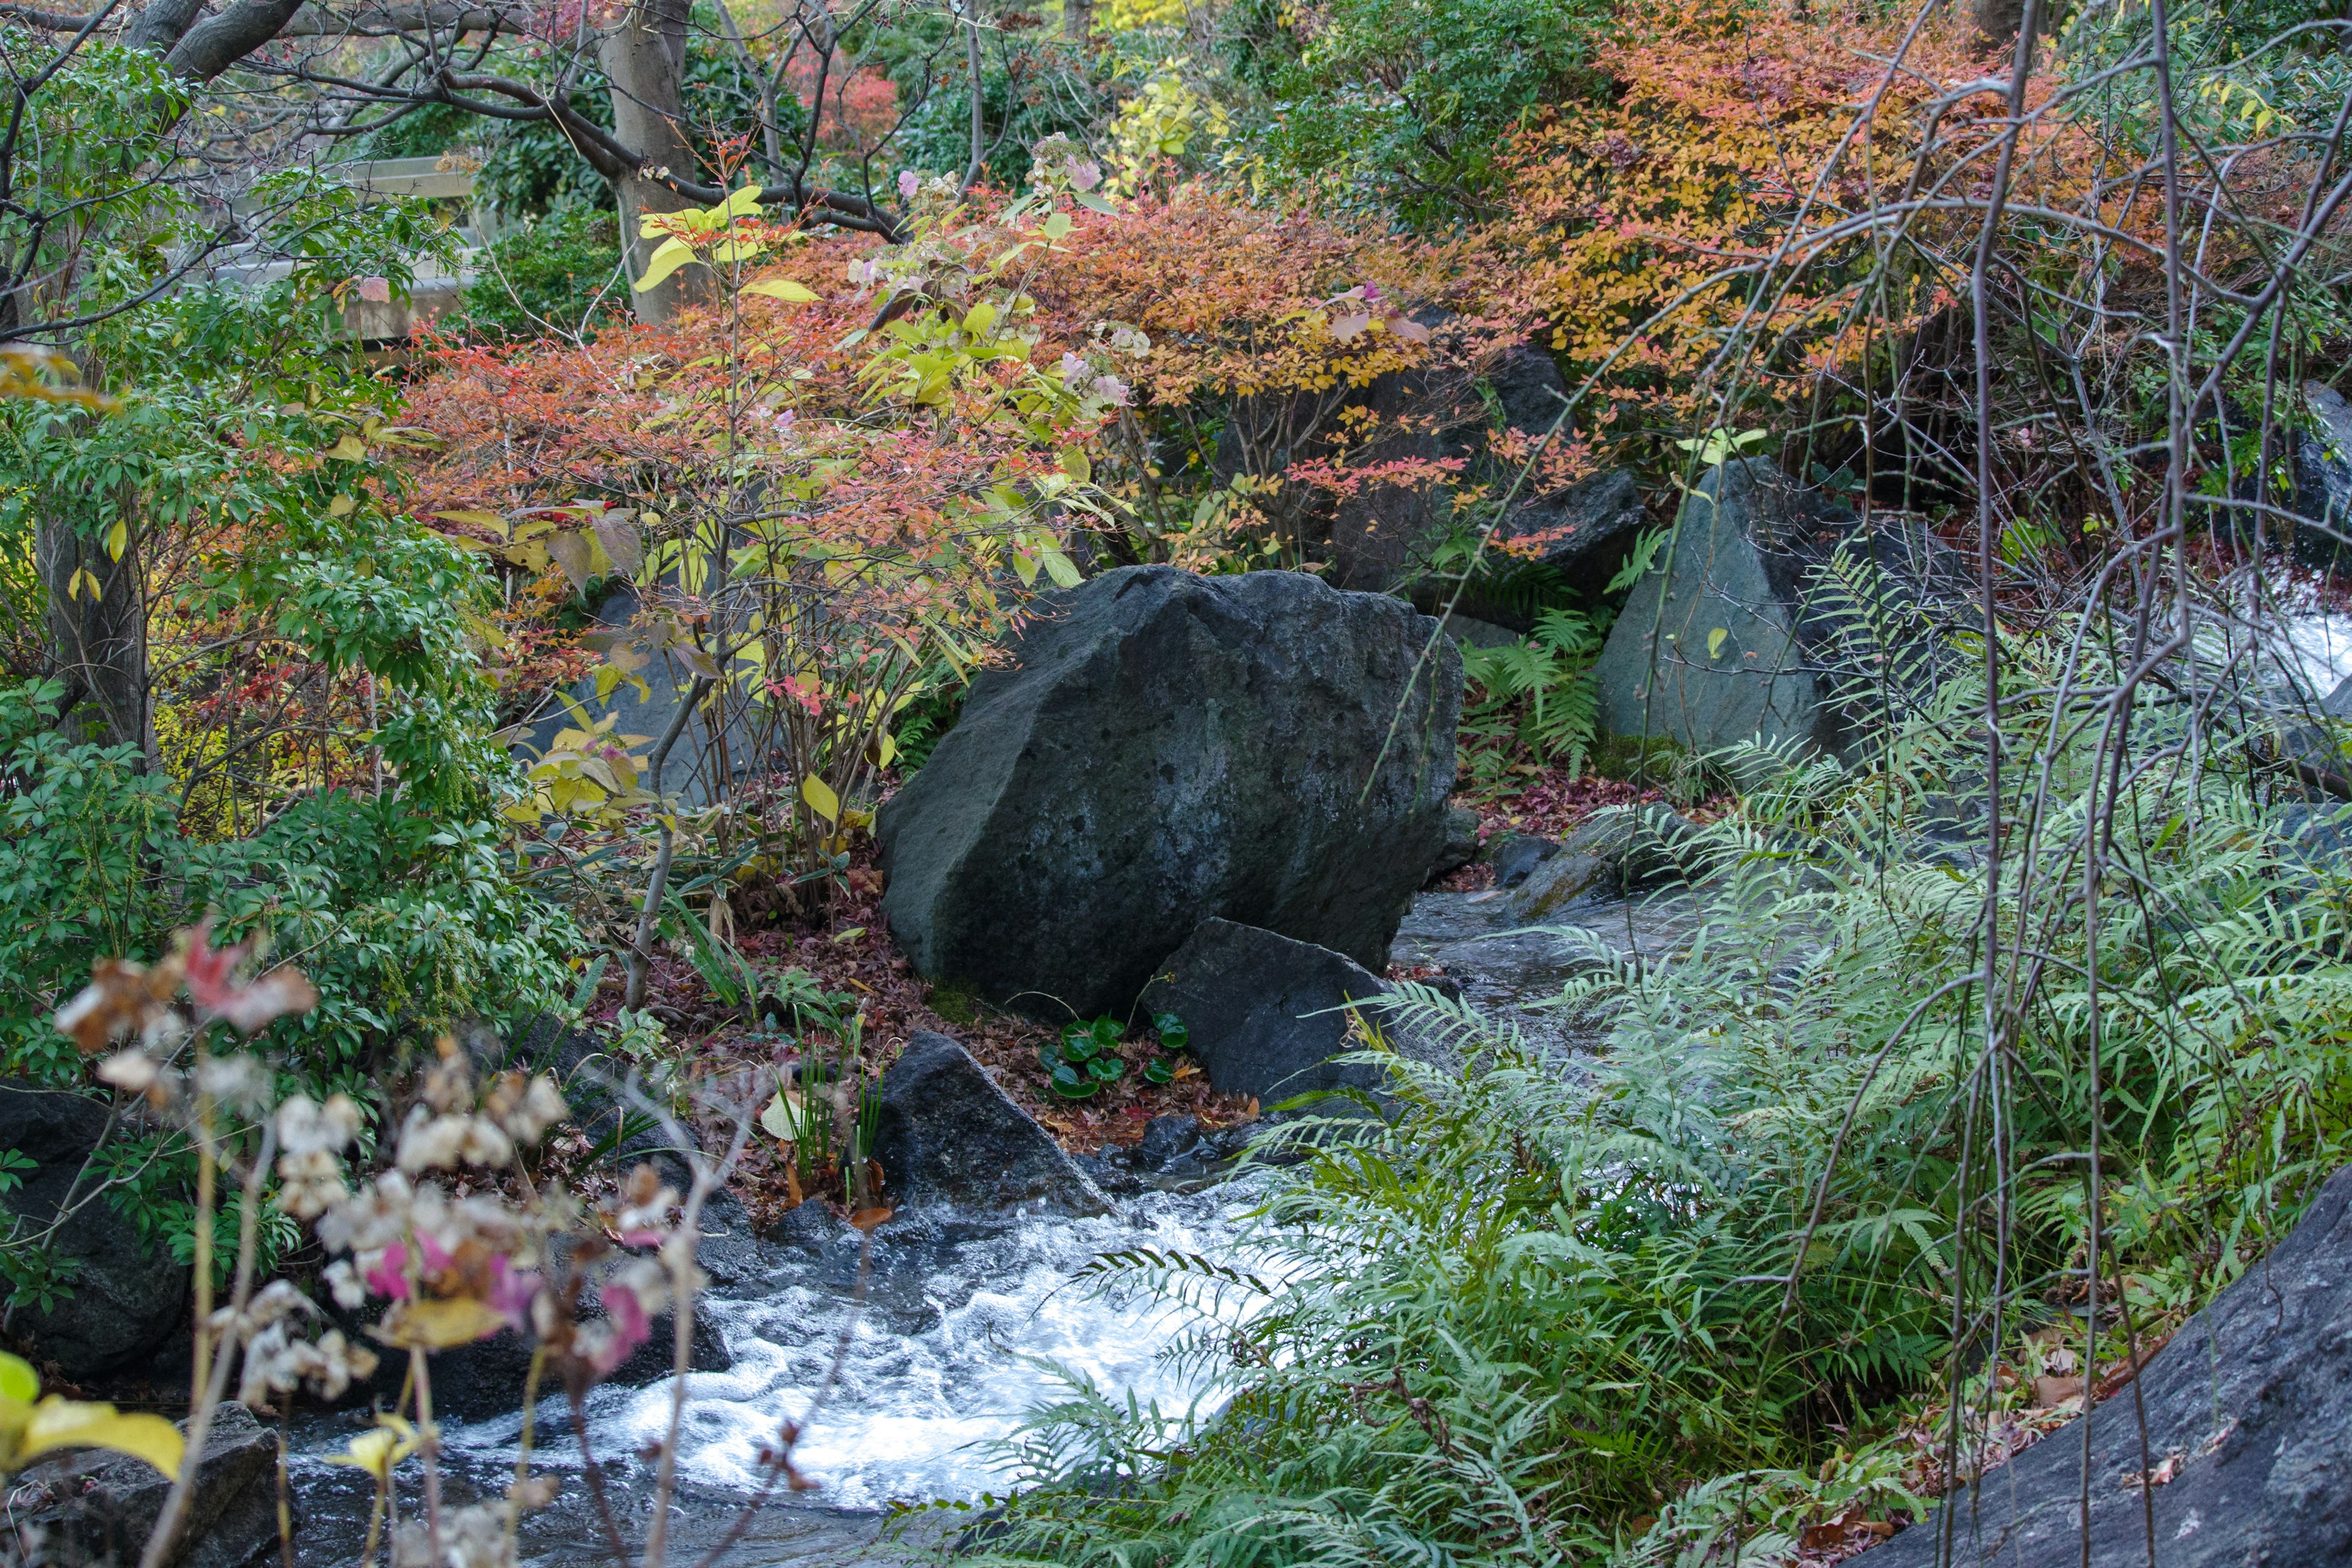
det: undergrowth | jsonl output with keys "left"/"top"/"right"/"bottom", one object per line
{"left": 957, "top": 616, "right": 2352, "bottom": 1567}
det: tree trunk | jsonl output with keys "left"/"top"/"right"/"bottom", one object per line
{"left": 1062, "top": 0, "right": 1090, "bottom": 45}
{"left": 600, "top": 0, "right": 709, "bottom": 325}
{"left": 37, "top": 510, "right": 153, "bottom": 764}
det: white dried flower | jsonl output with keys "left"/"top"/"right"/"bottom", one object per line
{"left": 194, "top": 1053, "right": 268, "bottom": 1112}
{"left": 323, "top": 1259, "right": 367, "bottom": 1311}
{"left": 396, "top": 1106, "right": 470, "bottom": 1172}
{"left": 96, "top": 1050, "right": 159, "bottom": 1093}
{"left": 275, "top": 1148, "right": 348, "bottom": 1220}
{"left": 277, "top": 1093, "right": 363, "bottom": 1156}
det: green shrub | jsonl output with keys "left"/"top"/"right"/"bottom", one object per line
{"left": 0, "top": 677, "right": 579, "bottom": 1093}
{"left": 461, "top": 205, "right": 629, "bottom": 343}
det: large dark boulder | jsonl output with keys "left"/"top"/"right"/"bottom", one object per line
{"left": 1137, "top": 919, "right": 1447, "bottom": 1112}
{"left": 0, "top": 1085, "right": 189, "bottom": 1383}
{"left": 870, "top": 1033, "right": 1112, "bottom": 1216}
{"left": 1593, "top": 459, "right": 1958, "bottom": 760}
{"left": 1864, "top": 1164, "right": 2352, "bottom": 1568}
{"left": 19, "top": 1401, "right": 279, "bottom": 1568}
{"left": 876, "top": 566, "right": 1461, "bottom": 1019}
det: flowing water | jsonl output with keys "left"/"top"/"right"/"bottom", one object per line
{"left": 286, "top": 886, "right": 1687, "bottom": 1564}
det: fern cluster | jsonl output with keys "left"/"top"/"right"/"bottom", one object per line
{"left": 957, "top": 607, "right": 2352, "bottom": 1567}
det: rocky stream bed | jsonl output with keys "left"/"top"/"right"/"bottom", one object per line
{"left": 277, "top": 883, "right": 1676, "bottom": 1566}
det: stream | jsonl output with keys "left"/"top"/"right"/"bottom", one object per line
{"left": 284, "top": 884, "right": 1698, "bottom": 1566}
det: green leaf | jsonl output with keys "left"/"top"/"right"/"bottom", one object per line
{"left": 1061, "top": 1035, "right": 1099, "bottom": 1064}
{"left": 1091, "top": 1016, "right": 1123, "bottom": 1047}
{"left": 1087, "top": 1055, "right": 1125, "bottom": 1083}
{"left": 634, "top": 235, "right": 701, "bottom": 293}
{"left": 742, "top": 277, "right": 819, "bottom": 303}
{"left": 1707, "top": 627, "right": 1729, "bottom": 661}
{"left": 1154, "top": 1014, "right": 1189, "bottom": 1052}
{"left": 1049, "top": 1064, "right": 1098, "bottom": 1099}
{"left": 1041, "top": 211, "right": 1074, "bottom": 241}
{"left": 1143, "top": 1057, "right": 1175, "bottom": 1085}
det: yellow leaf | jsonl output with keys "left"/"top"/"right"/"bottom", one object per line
{"left": 325, "top": 1417, "right": 418, "bottom": 1482}
{"left": 720, "top": 184, "right": 766, "bottom": 219}
{"left": 633, "top": 235, "right": 701, "bottom": 293}
{"left": 432, "top": 509, "right": 506, "bottom": 529}
{"left": 1041, "top": 549, "right": 1082, "bottom": 589}
{"left": 0, "top": 1354, "right": 37, "bottom": 1403}
{"left": 1707, "top": 627, "right": 1729, "bottom": 661}
{"left": 373, "top": 1296, "right": 510, "bottom": 1349}
{"left": 328, "top": 493, "right": 356, "bottom": 518}
{"left": 1041, "top": 211, "right": 1073, "bottom": 241}
{"left": 741, "top": 277, "right": 818, "bottom": 303}
{"left": 1059, "top": 447, "right": 1091, "bottom": 482}
{"left": 104, "top": 519, "right": 127, "bottom": 561}
{"left": 21, "top": 1398, "right": 184, "bottom": 1480}
{"left": 325, "top": 434, "right": 369, "bottom": 462}
{"left": 801, "top": 773, "right": 840, "bottom": 823}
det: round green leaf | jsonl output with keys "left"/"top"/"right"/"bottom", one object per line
{"left": 1088, "top": 1055, "right": 1125, "bottom": 1084}
{"left": 1090, "top": 1016, "right": 1123, "bottom": 1049}
{"left": 1156, "top": 1017, "right": 1190, "bottom": 1052}
{"left": 1061, "top": 1035, "right": 1098, "bottom": 1063}
{"left": 1142, "top": 1057, "right": 1175, "bottom": 1085}
{"left": 1049, "top": 1064, "right": 1098, "bottom": 1099}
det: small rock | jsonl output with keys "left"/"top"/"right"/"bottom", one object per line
{"left": 1139, "top": 919, "right": 1447, "bottom": 1113}
{"left": 1441, "top": 614, "right": 1521, "bottom": 650}
{"left": 1133, "top": 1115, "right": 1204, "bottom": 1171}
{"left": 1511, "top": 807, "right": 1699, "bottom": 920}
{"left": 1480, "top": 832, "right": 1559, "bottom": 889}
{"left": 869, "top": 1033, "right": 1113, "bottom": 1216}
{"left": 21, "top": 1401, "right": 279, "bottom": 1568}
{"left": 2288, "top": 381, "right": 2352, "bottom": 567}
{"left": 0, "top": 1084, "right": 190, "bottom": 1383}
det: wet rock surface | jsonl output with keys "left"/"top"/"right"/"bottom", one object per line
{"left": 1864, "top": 1161, "right": 2352, "bottom": 1568}
{"left": 872, "top": 1033, "right": 1114, "bottom": 1216}
{"left": 877, "top": 566, "right": 1461, "bottom": 1019}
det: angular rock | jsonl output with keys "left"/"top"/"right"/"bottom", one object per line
{"left": 1863, "top": 1162, "right": 2352, "bottom": 1568}
{"left": 20, "top": 1401, "right": 279, "bottom": 1568}
{"left": 870, "top": 1033, "right": 1112, "bottom": 1216}
{"left": 1493, "top": 469, "right": 1652, "bottom": 598}
{"left": 1510, "top": 806, "right": 1699, "bottom": 920}
{"left": 1441, "top": 613, "right": 1521, "bottom": 650}
{"left": 1593, "top": 459, "right": 1957, "bottom": 760}
{"left": 876, "top": 566, "right": 1461, "bottom": 1019}
{"left": 0, "top": 1084, "right": 189, "bottom": 1382}
{"left": 1138, "top": 919, "right": 1446, "bottom": 1112}
{"left": 1429, "top": 804, "right": 1483, "bottom": 880}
